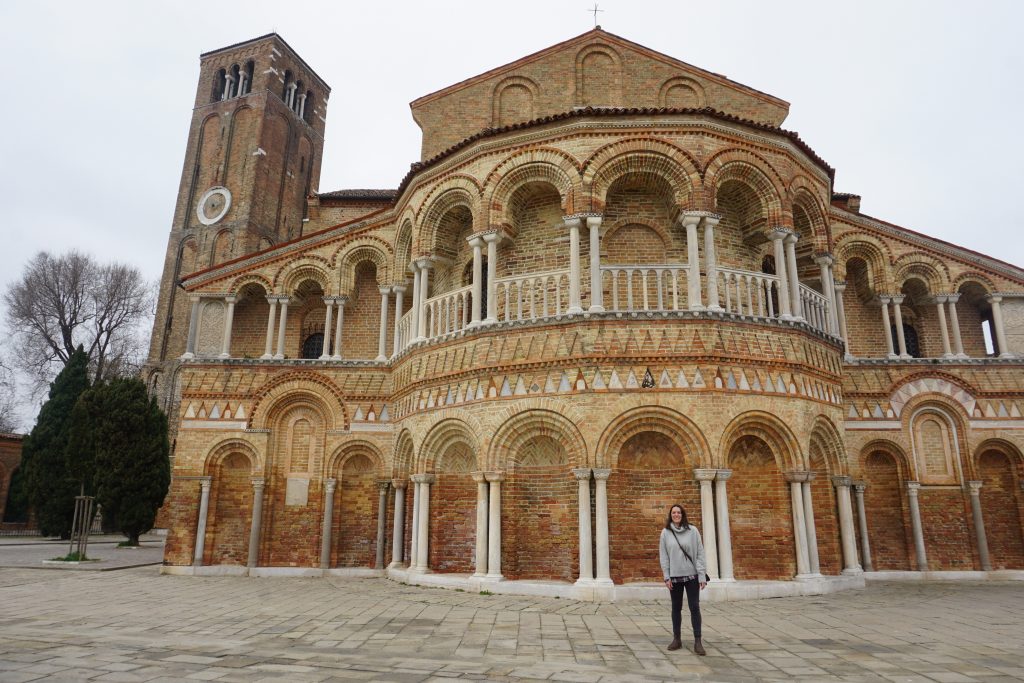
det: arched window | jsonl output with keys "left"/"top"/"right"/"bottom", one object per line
{"left": 241, "top": 60, "right": 255, "bottom": 95}
{"left": 293, "top": 80, "right": 304, "bottom": 114}
{"left": 891, "top": 323, "right": 922, "bottom": 358}
{"left": 461, "top": 256, "right": 488, "bottom": 321}
{"left": 282, "top": 70, "right": 294, "bottom": 106}
{"left": 301, "top": 333, "right": 324, "bottom": 359}
{"left": 229, "top": 64, "right": 240, "bottom": 98}
{"left": 303, "top": 90, "right": 314, "bottom": 123}
{"left": 212, "top": 68, "right": 227, "bottom": 103}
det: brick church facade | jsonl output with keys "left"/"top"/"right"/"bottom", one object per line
{"left": 148, "top": 30, "right": 1024, "bottom": 599}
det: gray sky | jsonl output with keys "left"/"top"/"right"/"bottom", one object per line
{"left": 1, "top": 0, "right": 1022, "bottom": 424}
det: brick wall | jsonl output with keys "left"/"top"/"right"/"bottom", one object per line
{"left": 207, "top": 453, "right": 253, "bottom": 566}
{"left": 727, "top": 436, "right": 795, "bottom": 580}
{"left": 230, "top": 290, "right": 271, "bottom": 358}
{"left": 978, "top": 451, "right": 1024, "bottom": 569}
{"left": 608, "top": 431, "right": 700, "bottom": 583}
{"left": 339, "top": 263, "right": 382, "bottom": 360}
{"left": 429, "top": 473, "right": 476, "bottom": 573}
{"left": 863, "top": 451, "right": 911, "bottom": 570}
{"left": 503, "top": 464, "right": 578, "bottom": 581}
{"left": 334, "top": 464, "right": 377, "bottom": 568}
{"left": 808, "top": 459, "right": 842, "bottom": 575}
{"left": 162, "top": 477, "right": 199, "bottom": 565}
{"left": 919, "top": 488, "right": 975, "bottom": 570}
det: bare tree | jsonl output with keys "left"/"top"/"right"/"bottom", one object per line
{"left": 0, "top": 359, "right": 19, "bottom": 433}
{"left": 3, "top": 251, "right": 154, "bottom": 392}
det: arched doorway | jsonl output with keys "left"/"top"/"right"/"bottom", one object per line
{"left": 207, "top": 452, "right": 254, "bottom": 566}
{"left": 862, "top": 450, "right": 911, "bottom": 570}
{"left": 978, "top": 449, "right": 1024, "bottom": 569}
{"left": 429, "top": 442, "right": 476, "bottom": 573}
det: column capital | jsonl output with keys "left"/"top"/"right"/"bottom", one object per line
{"left": 378, "top": 285, "right": 392, "bottom": 296}
{"left": 592, "top": 468, "right": 611, "bottom": 481}
{"left": 572, "top": 467, "right": 592, "bottom": 481}
{"left": 853, "top": 481, "right": 867, "bottom": 493}
{"left": 198, "top": 476, "right": 213, "bottom": 491}
{"left": 470, "top": 471, "right": 487, "bottom": 483}
{"left": 715, "top": 468, "right": 733, "bottom": 481}
{"left": 484, "top": 471, "right": 505, "bottom": 483}
{"left": 410, "top": 473, "right": 435, "bottom": 484}
{"left": 679, "top": 209, "right": 719, "bottom": 225}
{"left": 391, "top": 284, "right": 407, "bottom": 294}
{"left": 833, "top": 280, "right": 847, "bottom": 292}
{"left": 466, "top": 234, "right": 485, "bottom": 248}
{"left": 930, "top": 294, "right": 949, "bottom": 304}
{"left": 336, "top": 295, "right": 349, "bottom": 306}
{"left": 693, "top": 468, "right": 718, "bottom": 481}
{"left": 391, "top": 478, "right": 408, "bottom": 489}
{"left": 877, "top": 294, "right": 893, "bottom": 305}
{"left": 224, "top": 295, "right": 237, "bottom": 304}
{"left": 985, "top": 294, "right": 1003, "bottom": 304}
{"left": 966, "top": 480, "right": 983, "bottom": 495}
{"left": 783, "top": 230, "right": 801, "bottom": 245}
{"left": 890, "top": 294, "right": 905, "bottom": 305}
{"left": 481, "top": 229, "right": 504, "bottom": 244}
{"left": 413, "top": 257, "right": 434, "bottom": 270}
{"left": 943, "top": 292, "right": 961, "bottom": 303}
{"left": 322, "top": 295, "right": 336, "bottom": 305}
{"left": 562, "top": 216, "right": 583, "bottom": 229}
{"left": 813, "top": 253, "right": 835, "bottom": 267}
{"left": 831, "top": 475, "right": 852, "bottom": 488}
{"left": 786, "top": 470, "right": 812, "bottom": 483}
{"left": 376, "top": 480, "right": 391, "bottom": 493}
{"left": 324, "top": 477, "right": 337, "bottom": 493}
{"left": 766, "top": 226, "right": 794, "bottom": 241}
{"left": 251, "top": 478, "right": 266, "bottom": 491}
{"left": 585, "top": 215, "right": 603, "bottom": 230}
{"left": 906, "top": 481, "right": 921, "bottom": 494}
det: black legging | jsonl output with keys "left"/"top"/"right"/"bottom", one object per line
{"left": 670, "top": 578, "right": 702, "bottom": 638}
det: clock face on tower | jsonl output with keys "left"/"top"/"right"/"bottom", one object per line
{"left": 196, "top": 186, "right": 232, "bottom": 226}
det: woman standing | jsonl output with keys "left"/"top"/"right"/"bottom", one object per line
{"left": 659, "top": 504, "right": 707, "bottom": 655}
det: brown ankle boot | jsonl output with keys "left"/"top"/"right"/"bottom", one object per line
{"left": 667, "top": 636, "right": 682, "bottom": 651}
{"left": 693, "top": 637, "right": 706, "bottom": 656}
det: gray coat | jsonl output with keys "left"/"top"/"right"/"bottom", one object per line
{"left": 659, "top": 524, "right": 707, "bottom": 581}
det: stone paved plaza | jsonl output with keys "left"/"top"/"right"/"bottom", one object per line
{"left": 0, "top": 567, "right": 1022, "bottom": 682}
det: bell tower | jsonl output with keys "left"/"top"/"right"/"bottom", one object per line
{"left": 145, "top": 33, "right": 330, "bottom": 415}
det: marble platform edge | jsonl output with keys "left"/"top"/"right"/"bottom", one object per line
{"left": 865, "top": 569, "right": 1024, "bottom": 581}
{"left": 160, "top": 565, "right": 387, "bottom": 578}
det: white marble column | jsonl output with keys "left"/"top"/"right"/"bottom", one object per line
{"left": 703, "top": 214, "right": 722, "bottom": 311}
{"left": 833, "top": 476, "right": 861, "bottom": 574}
{"left": 682, "top": 213, "right": 704, "bottom": 310}
{"left": 891, "top": 294, "right": 910, "bottom": 358}
{"left": 593, "top": 468, "right": 612, "bottom": 585}
{"left": 906, "top": 482, "right": 928, "bottom": 571}
{"left": 376, "top": 287, "right": 390, "bottom": 361}
{"left": 787, "top": 472, "right": 812, "bottom": 577}
{"left": 587, "top": 216, "right": 604, "bottom": 312}
{"left": 801, "top": 474, "right": 821, "bottom": 576}
{"left": 274, "top": 297, "right": 290, "bottom": 359}
{"left": 471, "top": 472, "right": 489, "bottom": 577}
{"left": 934, "top": 295, "right": 953, "bottom": 358}
{"left": 485, "top": 472, "right": 504, "bottom": 580}
{"left": 392, "top": 284, "right": 406, "bottom": 356}
{"left": 714, "top": 470, "right": 735, "bottom": 581}
{"left": 947, "top": 294, "right": 967, "bottom": 358}
{"left": 815, "top": 255, "right": 839, "bottom": 335}
{"left": 320, "top": 478, "right": 337, "bottom": 569}
{"left": 415, "top": 259, "right": 432, "bottom": 342}
{"left": 183, "top": 296, "right": 201, "bottom": 359}
{"left": 565, "top": 216, "right": 583, "bottom": 314}
{"left": 413, "top": 474, "right": 434, "bottom": 571}
{"left": 320, "top": 297, "right": 335, "bottom": 360}
{"left": 409, "top": 480, "right": 420, "bottom": 570}
{"left": 262, "top": 296, "right": 278, "bottom": 359}
{"left": 389, "top": 480, "right": 407, "bottom": 567}
{"left": 967, "top": 481, "right": 992, "bottom": 571}
{"left": 219, "top": 296, "right": 236, "bottom": 358}
{"left": 879, "top": 295, "right": 897, "bottom": 359}
{"left": 375, "top": 481, "right": 389, "bottom": 569}
{"left": 784, "top": 232, "right": 803, "bottom": 319}
{"left": 483, "top": 232, "right": 500, "bottom": 324}
{"left": 332, "top": 296, "right": 347, "bottom": 360}
{"left": 409, "top": 261, "right": 421, "bottom": 340}
{"left": 467, "top": 236, "right": 484, "bottom": 326}
{"left": 222, "top": 74, "right": 235, "bottom": 100}
{"left": 987, "top": 295, "right": 1013, "bottom": 357}
{"left": 767, "top": 228, "right": 792, "bottom": 319}
{"left": 246, "top": 479, "right": 265, "bottom": 568}
{"left": 854, "top": 482, "right": 873, "bottom": 572}
{"left": 834, "top": 281, "right": 851, "bottom": 357}
{"left": 193, "top": 477, "right": 212, "bottom": 566}
{"left": 573, "top": 468, "right": 594, "bottom": 584}
{"left": 694, "top": 469, "right": 719, "bottom": 580}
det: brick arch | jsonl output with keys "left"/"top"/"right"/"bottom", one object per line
{"left": 203, "top": 439, "right": 262, "bottom": 476}
{"left": 808, "top": 415, "right": 846, "bottom": 476}
{"left": 177, "top": 235, "right": 201, "bottom": 277}
{"left": 704, "top": 150, "right": 786, "bottom": 223}
{"left": 975, "top": 440, "right": 1024, "bottom": 569}
{"left": 488, "top": 407, "right": 587, "bottom": 471}
{"left": 953, "top": 272, "right": 997, "bottom": 294}
{"left": 274, "top": 256, "right": 333, "bottom": 295}
{"left": 486, "top": 151, "right": 579, "bottom": 229}
{"left": 832, "top": 233, "right": 892, "bottom": 292}
{"left": 337, "top": 242, "right": 390, "bottom": 294}
{"left": 893, "top": 253, "right": 950, "bottom": 293}
{"left": 720, "top": 410, "right": 803, "bottom": 471}
{"left": 209, "top": 229, "right": 234, "bottom": 267}
{"left": 574, "top": 43, "right": 623, "bottom": 107}
{"left": 582, "top": 138, "right": 700, "bottom": 213}
{"left": 658, "top": 76, "right": 706, "bottom": 108}
{"left": 250, "top": 373, "right": 346, "bottom": 430}
{"left": 416, "top": 180, "right": 482, "bottom": 256}
{"left": 601, "top": 217, "right": 671, "bottom": 254}
{"left": 790, "top": 184, "right": 830, "bottom": 253}
{"left": 974, "top": 438, "right": 1024, "bottom": 471}
{"left": 393, "top": 429, "right": 415, "bottom": 478}
{"left": 596, "top": 405, "right": 710, "bottom": 469}
{"left": 903, "top": 397, "right": 970, "bottom": 482}
{"left": 228, "top": 273, "right": 271, "bottom": 296}
{"left": 859, "top": 439, "right": 912, "bottom": 480}
{"left": 328, "top": 439, "right": 386, "bottom": 478}
{"left": 394, "top": 218, "right": 414, "bottom": 281}
{"left": 418, "top": 417, "right": 482, "bottom": 473}
{"left": 491, "top": 75, "right": 540, "bottom": 127}
{"left": 859, "top": 441, "right": 912, "bottom": 570}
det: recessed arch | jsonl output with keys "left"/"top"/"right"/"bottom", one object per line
{"left": 203, "top": 438, "right": 262, "bottom": 476}
{"left": 720, "top": 410, "right": 803, "bottom": 471}
{"left": 250, "top": 372, "right": 347, "bottom": 430}
{"left": 597, "top": 405, "right": 710, "bottom": 469}
{"left": 488, "top": 408, "right": 587, "bottom": 471}
{"left": 658, "top": 76, "right": 706, "bottom": 108}
{"left": 418, "top": 417, "right": 481, "bottom": 473}
{"left": 582, "top": 138, "right": 700, "bottom": 213}
{"left": 327, "top": 439, "right": 385, "bottom": 478}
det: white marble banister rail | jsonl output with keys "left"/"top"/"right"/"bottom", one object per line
{"left": 715, "top": 268, "right": 782, "bottom": 318}
{"left": 600, "top": 264, "right": 690, "bottom": 312}
{"left": 494, "top": 269, "right": 570, "bottom": 323}
{"left": 423, "top": 284, "right": 472, "bottom": 339}
{"left": 799, "top": 284, "right": 830, "bottom": 335}
{"left": 396, "top": 309, "right": 414, "bottom": 353}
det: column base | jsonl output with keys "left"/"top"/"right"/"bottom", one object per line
{"left": 592, "top": 578, "right": 614, "bottom": 587}
{"left": 955, "top": 353, "right": 969, "bottom": 359}
{"left": 574, "top": 577, "right": 596, "bottom": 587}
{"left": 844, "top": 353, "right": 855, "bottom": 361}
{"left": 482, "top": 317, "right": 497, "bottom": 325}
{"left": 260, "top": 353, "right": 273, "bottom": 359}
{"left": 319, "top": 354, "right": 332, "bottom": 360}
{"left": 587, "top": 305, "right": 605, "bottom": 313}
{"left": 272, "top": 354, "right": 284, "bottom": 360}
{"left": 482, "top": 573, "right": 504, "bottom": 582}
{"left": 706, "top": 305, "right": 723, "bottom": 313}
{"left": 900, "top": 353, "right": 913, "bottom": 360}
{"left": 841, "top": 567, "right": 864, "bottom": 576}
{"left": 567, "top": 306, "right": 584, "bottom": 315}
{"left": 688, "top": 304, "right": 706, "bottom": 312}
{"left": 887, "top": 353, "right": 899, "bottom": 360}
{"left": 218, "top": 353, "right": 230, "bottom": 359}
{"left": 794, "top": 573, "right": 819, "bottom": 581}
{"left": 942, "top": 353, "right": 957, "bottom": 359}
{"left": 999, "top": 353, "right": 1016, "bottom": 359}
{"left": 411, "top": 336, "right": 426, "bottom": 344}
{"left": 709, "top": 576, "right": 736, "bottom": 583}
{"left": 375, "top": 354, "right": 387, "bottom": 362}
{"left": 181, "top": 353, "right": 195, "bottom": 360}
{"left": 388, "top": 561, "right": 406, "bottom": 569}
{"left": 332, "top": 354, "right": 343, "bottom": 360}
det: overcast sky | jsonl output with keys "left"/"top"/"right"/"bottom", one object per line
{"left": 1, "top": 1, "right": 1022, "bottom": 424}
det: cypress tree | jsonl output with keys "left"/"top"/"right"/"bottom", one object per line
{"left": 91, "top": 378, "right": 170, "bottom": 545}
{"left": 21, "top": 347, "right": 90, "bottom": 537}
